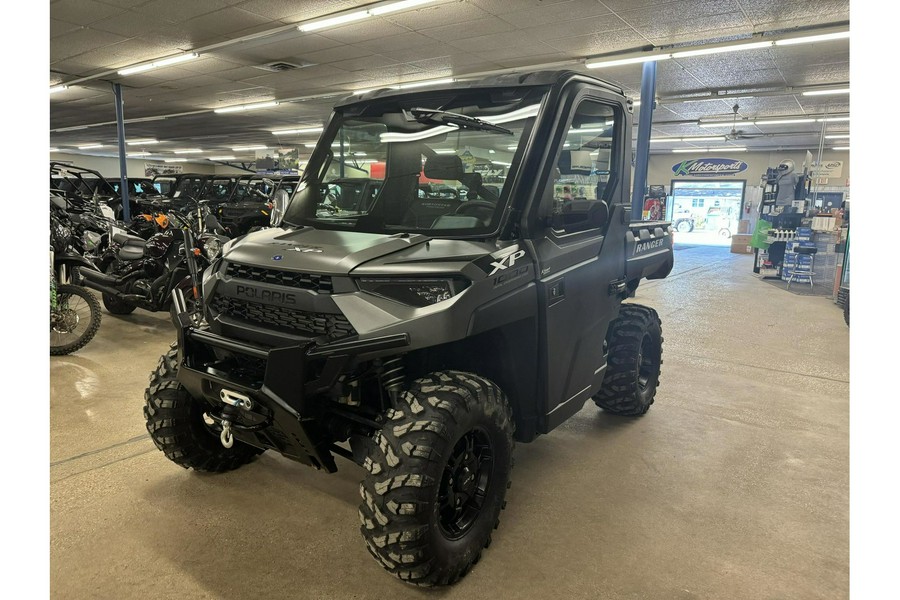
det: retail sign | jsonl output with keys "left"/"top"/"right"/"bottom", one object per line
{"left": 810, "top": 160, "right": 843, "bottom": 178}
{"left": 144, "top": 162, "right": 182, "bottom": 176}
{"left": 671, "top": 157, "right": 749, "bottom": 177}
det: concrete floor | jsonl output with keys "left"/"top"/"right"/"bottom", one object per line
{"left": 50, "top": 245, "right": 849, "bottom": 599}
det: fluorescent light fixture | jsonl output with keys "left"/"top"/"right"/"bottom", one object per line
{"left": 49, "top": 148, "right": 60, "bottom": 152}
{"left": 672, "top": 147, "right": 746, "bottom": 153}
{"left": 685, "top": 136, "right": 728, "bottom": 142}
{"left": 126, "top": 139, "right": 158, "bottom": 145}
{"left": 214, "top": 101, "right": 279, "bottom": 114}
{"left": 369, "top": 0, "right": 435, "bottom": 16}
{"left": 127, "top": 152, "right": 152, "bottom": 157}
{"left": 802, "top": 88, "right": 850, "bottom": 96}
{"left": 49, "top": 85, "right": 68, "bottom": 94}
{"left": 271, "top": 126, "right": 323, "bottom": 135}
{"left": 698, "top": 121, "right": 736, "bottom": 128}
{"left": 671, "top": 40, "right": 773, "bottom": 58}
{"left": 154, "top": 53, "right": 200, "bottom": 68}
{"left": 303, "top": 143, "right": 318, "bottom": 148}
{"left": 174, "top": 149, "right": 203, "bottom": 154}
{"left": 832, "top": 146, "right": 850, "bottom": 150}
{"left": 825, "top": 134, "right": 850, "bottom": 139}
{"left": 818, "top": 117, "right": 850, "bottom": 122}
{"left": 298, "top": 10, "right": 371, "bottom": 31}
{"left": 492, "top": 161, "right": 512, "bottom": 166}
{"left": 586, "top": 53, "right": 670, "bottom": 69}
{"left": 77, "top": 144, "right": 103, "bottom": 150}
{"left": 207, "top": 156, "right": 236, "bottom": 161}
{"left": 351, "top": 151, "right": 368, "bottom": 156}
{"left": 118, "top": 52, "right": 199, "bottom": 76}
{"left": 232, "top": 145, "right": 268, "bottom": 151}
{"left": 489, "top": 149, "right": 495, "bottom": 153}
{"left": 381, "top": 126, "right": 456, "bottom": 142}
{"left": 775, "top": 31, "right": 850, "bottom": 46}
{"left": 633, "top": 100, "right": 641, "bottom": 107}
{"left": 753, "top": 118, "right": 816, "bottom": 125}
{"left": 572, "top": 127, "right": 608, "bottom": 134}
{"left": 434, "top": 149, "right": 456, "bottom": 154}
{"left": 164, "top": 158, "right": 188, "bottom": 163}
{"left": 300, "top": 0, "right": 436, "bottom": 31}
{"left": 396, "top": 78, "right": 454, "bottom": 90}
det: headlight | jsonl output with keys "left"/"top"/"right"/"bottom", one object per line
{"left": 203, "top": 237, "right": 222, "bottom": 261}
{"left": 357, "top": 278, "right": 470, "bottom": 307}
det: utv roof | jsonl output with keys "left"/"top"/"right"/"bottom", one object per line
{"left": 335, "top": 70, "right": 624, "bottom": 109}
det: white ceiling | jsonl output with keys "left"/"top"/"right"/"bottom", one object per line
{"left": 49, "top": 0, "right": 850, "bottom": 162}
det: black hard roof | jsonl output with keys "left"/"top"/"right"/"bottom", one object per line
{"left": 335, "top": 70, "right": 624, "bottom": 109}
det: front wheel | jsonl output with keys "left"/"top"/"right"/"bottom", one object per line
{"left": 359, "top": 371, "right": 515, "bottom": 586}
{"left": 594, "top": 304, "right": 663, "bottom": 416}
{"left": 676, "top": 220, "right": 693, "bottom": 233}
{"left": 144, "top": 344, "right": 263, "bottom": 471}
{"left": 719, "top": 228, "right": 732, "bottom": 239}
{"left": 51, "top": 285, "right": 102, "bottom": 355}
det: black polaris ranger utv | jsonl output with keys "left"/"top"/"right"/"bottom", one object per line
{"left": 146, "top": 70, "right": 673, "bottom": 586}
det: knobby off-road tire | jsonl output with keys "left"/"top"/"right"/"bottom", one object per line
{"left": 144, "top": 344, "right": 263, "bottom": 472}
{"left": 50, "top": 285, "right": 102, "bottom": 356}
{"left": 359, "top": 371, "right": 515, "bottom": 586}
{"left": 594, "top": 303, "right": 663, "bottom": 416}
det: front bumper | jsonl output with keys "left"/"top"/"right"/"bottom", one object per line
{"left": 171, "top": 291, "right": 408, "bottom": 472}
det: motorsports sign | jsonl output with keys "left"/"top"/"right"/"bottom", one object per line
{"left": 672, "top": 157, "right": 749, "bottom": 177}
{"left": 810, "top": 160, "right": 843, "bottom": 178}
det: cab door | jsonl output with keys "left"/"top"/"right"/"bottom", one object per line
{"left": 527, "top": 94, "right": 629, "bottom": 431}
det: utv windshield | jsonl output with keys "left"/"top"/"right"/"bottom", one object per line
{"left": 283, "top": 87, "right": 547, "bottom": 236}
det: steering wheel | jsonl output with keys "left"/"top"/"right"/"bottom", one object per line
{"left": 454, "top": 201, "right": 495, "bottom": 222}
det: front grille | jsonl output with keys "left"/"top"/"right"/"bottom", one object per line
{"left": 226, "top": 262, "right": 333, "bottom": 294}
{"left": 210, "top": 295, "right": 356, "bottom": 340}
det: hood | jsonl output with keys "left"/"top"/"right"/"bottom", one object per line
{"left": 223, "top": 227, "right": 432, "bottom": 276}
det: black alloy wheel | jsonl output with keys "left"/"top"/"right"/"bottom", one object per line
{"left": 437, "top": 427, "right": 494, "bottom": 540}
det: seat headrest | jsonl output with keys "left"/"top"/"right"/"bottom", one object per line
{"left": 424, "top": 154, "right": 464, "bottom": 180}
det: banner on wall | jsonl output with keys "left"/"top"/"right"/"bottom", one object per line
{"left": 145, "top": 162, "right": 182, "bottom": 177}
{"left": 671, "top": 157, "right": 749, "bottom": 177}
{"left": 810, "top": 160, "right": 843, "bottom": 178}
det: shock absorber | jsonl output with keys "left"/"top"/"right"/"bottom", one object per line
{"left": 380, "top": 356, "right": 405, "bottom": 406}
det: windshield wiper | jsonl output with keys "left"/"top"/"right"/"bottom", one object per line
{"left": 405, "top": 107, "right": 513, "bottom": 135}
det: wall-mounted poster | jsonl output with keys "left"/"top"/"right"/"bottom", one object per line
{"left": 145, "top": 162, "right": 183, "bottom": 177}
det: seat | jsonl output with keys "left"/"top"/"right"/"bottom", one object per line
{"left": 786, "top": 246, "right": 817, "bottom": 289}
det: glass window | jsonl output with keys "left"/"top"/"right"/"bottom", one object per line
{"left": 547, "top": 99, "right": 619, "bottom": 232}
{"left": 284, "top": 88, "right": 545, "bottom": 235}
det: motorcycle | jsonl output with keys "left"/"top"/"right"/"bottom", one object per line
{"left": 79, "top": 204, "right": 228, "bottom": 317}
{"left": 50, "top": 212, "right": 102, "bottom": 356}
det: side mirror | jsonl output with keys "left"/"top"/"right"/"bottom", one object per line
{"left": 270, "top": 189, "right": 289, "bottom": 227}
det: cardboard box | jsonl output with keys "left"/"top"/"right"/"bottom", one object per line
{"left": 738, "top": 220, "right": 751, "bottom": 234}
{"left": 730, "top": 234, "right": 754, "bottom": 254}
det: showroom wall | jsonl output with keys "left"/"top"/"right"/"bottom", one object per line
{"left": 648, "top": 150, "right": 850, "bottom": 189}
{"left": 50, "top": 152, "right": 217, "bottom": 177}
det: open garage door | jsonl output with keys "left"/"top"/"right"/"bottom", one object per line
{"left": 668, "top": 180, "right": 745, "bottom": 246}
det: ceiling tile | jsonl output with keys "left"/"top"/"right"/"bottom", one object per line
{"left": 134, "top": 0, "right": 231, "bottom": 22}
{"left": 735, "top": 0, "right": 849, "bottom": 27}
{"left": 51, "top": 18, "right": 83, "bottom": 39}
{"left": 353, "top": 31, "right": 438, "bottom": 53}
{"left": 498, "top": 0, "right": 613, "bottom": 27}
{"left": 383, "top": 1, "right": 494, "bottom": 29}
{"left": 51, "top": 0, "right": 126, "bottom": 25}
{"left": 316, "top": 19, "right": 413, "bottom": 45}
{"left": 541, "top": 29, "right": 649, "bottom": 55}
{"left": 419, "top": 15, "right": 516, "bottom": 42}
{"left": 51, "top": 29, "right": 131, "bottom": 63}
{"left": 297, "top": 44, "right": 374, "bottom": 65}
{"left": 470, "top": 0, "right": 573, "bottom": 16}
{"left": 328, "top": 54, "right": 402, "bottom": 73}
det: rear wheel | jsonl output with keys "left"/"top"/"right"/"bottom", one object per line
{"left": 359, "top": 371, "right": 514, "bottom": 586}
{"left": 50, "top": 285, "right": 101, "bottom": 356}
{"left": 594, "top": 304, "right": 663, "bottom": 416}
{"left": 676, "top": 220, "right": 693, "bottom": 233}
{"left": 843, "top": 290, "right": 850, "bottom": 326}
{"left": 719, "top": 228, "right": 732, "bottom": 238}
{"left": 144, "top": 344, "right": 263, "bottom": 472}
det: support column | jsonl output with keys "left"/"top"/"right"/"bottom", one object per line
{"left": 631, "top": 60, "right": 657, "bottom": 219}
{"left": 112, "top": 83, "right": 131, "bottom": 222}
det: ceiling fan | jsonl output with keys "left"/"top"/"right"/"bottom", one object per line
{"left": 723, "top": 103, "right": 766, "bottom": 141}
